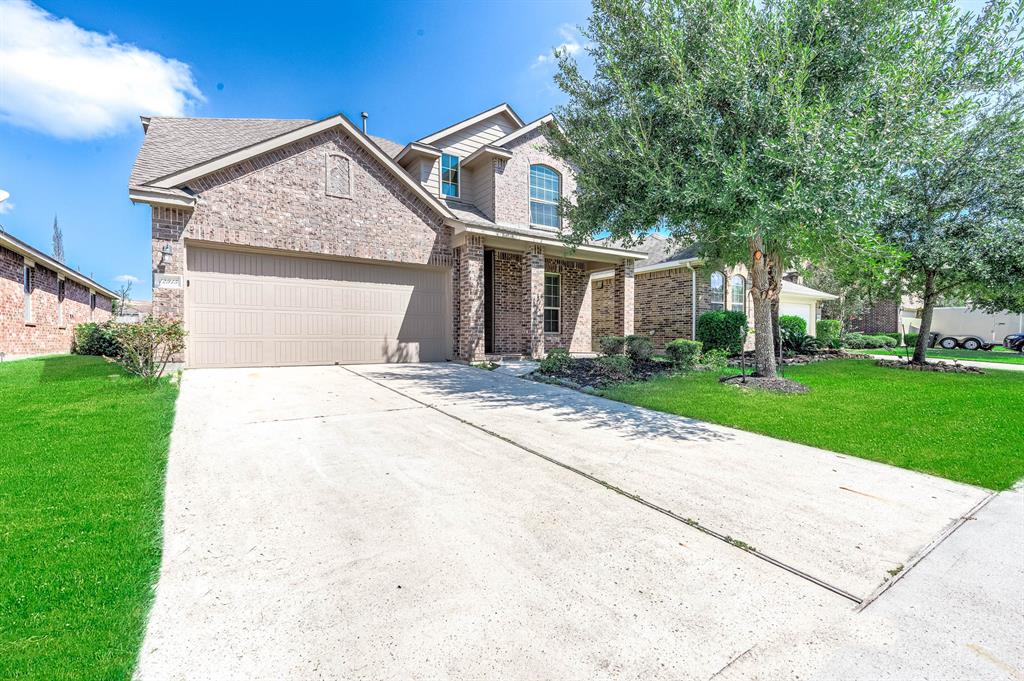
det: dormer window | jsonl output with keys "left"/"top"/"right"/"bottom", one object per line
{"left": 530, "top": 164, "right": 561, "bottom": 229}
{"left": 441, "top": 153, "right": 460, "bottom": 197}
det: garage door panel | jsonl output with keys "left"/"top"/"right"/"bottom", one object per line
{"left": 186, "top": 248, "right": 448, "bottom": 368}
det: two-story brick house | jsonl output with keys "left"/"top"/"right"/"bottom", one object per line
{"left": 128, "top": 103, "right": 643, "bottom": 368}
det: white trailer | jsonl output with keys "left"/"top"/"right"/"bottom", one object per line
{"left": 905, "top": 307, "right": 1024, "bottom": 350}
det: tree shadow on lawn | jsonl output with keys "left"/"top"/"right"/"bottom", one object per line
{"left": 356, "top": 362, "right": 732, "bottom": 445}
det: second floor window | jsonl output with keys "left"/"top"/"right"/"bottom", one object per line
{"left": 709, "top": 271, "right": 725, "bottom": 310}
{"left": 441, "top": 153, "right": 459, "bottom": 197}
{"left": 530, "top": 165, "right": 561, "bottom": 229}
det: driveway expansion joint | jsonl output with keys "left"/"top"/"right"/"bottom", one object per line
{"left": 343, "top": 365, "right": 864, "bottom": 605}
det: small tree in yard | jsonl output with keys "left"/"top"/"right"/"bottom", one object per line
{"left": 551, "top": 0, "right": 909, "bottom": 377}
{"left": 874, "top": 0, "right": 1024, "bottom": 364}
{"left": 114, "top": 317, "right": 186, "bottom": 382}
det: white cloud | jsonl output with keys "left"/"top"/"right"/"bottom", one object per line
{"left": 0, "top": 0, "right": 203, "bottom": 139}
{"left": 114, "top": 274, "right": 140, "bottom": 284}
{"left": 532, "top": 24, "right": 582, "bottom": 68}
{"left": 0, "top": 188, "right": 12, "bottom": 213}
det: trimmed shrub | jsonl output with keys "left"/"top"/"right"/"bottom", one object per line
{"left": 539, "top": 347, "right": 574, "bottom": 374}
{"left": 665, "top": 338, "right": 702, "bottom": 369}
{"left": 696, "top": 310, "right": 748, "bottom": 356}
{"left": 597, "top": 335, "right": 627, "bottom": 356}
{"left": 595, "top": 354, "right": 633, "bottom": 382}
{"left": 843, "top": 332, "right": 868, "bottom": 349}
{"left": 779, "top": 315, "right": 807, "bottom": 339}
{"left": 113, "top": 317, "right": 187, "bottom": 382}
{"left": 817, "top": 320, "right": 841, "bottom": 349}
{"left": 625, "top": 335, "right": 654, "bottom": 362}
{"left": 698, "top": 348, "right": 730, "bottom": 371}
{"left": 73, "top": 321, "right": 121, "bottom": 357}
{"left": 904, "top": 333, "right": 920, "bottom": 349}
{"left": 865, "top": 334, "right": 898, "bottom": 348}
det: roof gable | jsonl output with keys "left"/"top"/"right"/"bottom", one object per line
{"left": 417, "top": 103, "right": 525, "bottom": 146}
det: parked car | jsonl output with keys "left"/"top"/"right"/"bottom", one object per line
{"left": 1003, "top": 333, "right": 1024, "bottom": 353}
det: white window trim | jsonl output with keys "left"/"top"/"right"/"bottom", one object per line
{"left": 441, "top": 153, "right": 460, "bottom": 198}
{"left": 57, "top": 275, "right": 66, "bottom": 328}
{"left": 730, "top": 274, "right": 746, "bottom": 313}
{"left": 709, "top": 271, "right": 726, "bottom": 311}
{"left": 23, "top": 264, "right": 33, "bottom": 324}
{"left": 529, "top": 164, "right": 561, "bottom": 230}
{"left": 544, "top": 272, "right": 561, "bottom": 334}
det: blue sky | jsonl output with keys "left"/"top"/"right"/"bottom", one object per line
{"left": 0, "top": 0, "right": 988, "bottom": 299}
{"left": 0, "top": 0, "right": 590, "bottom": 298}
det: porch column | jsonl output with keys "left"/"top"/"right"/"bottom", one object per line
{"left": 523, "top": 245, "right": 545, "bottom": 358}
{"left": 458, "top": 235, "right": 486, "bottom": 361}
{"left": 611, "top": 258, "right": 635, "bottom": 337}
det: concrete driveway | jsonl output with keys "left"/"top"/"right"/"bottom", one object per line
{"left": 136, "top": 363, "right": 1016, "bottom": 680}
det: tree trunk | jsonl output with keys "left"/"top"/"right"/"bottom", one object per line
{"left": 748, "top": 241, "right": 779, "bottom": 377}
{"left": 912, "top": 270, "right": 937, "bottom": 364}
{"left": 771, "top": 297, "right": 781, "bottom": 359}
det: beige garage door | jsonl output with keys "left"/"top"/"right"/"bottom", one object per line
{"left": 185, "top": 247, "right": 449, "bottom": 368}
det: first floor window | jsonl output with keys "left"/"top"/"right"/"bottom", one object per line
{"left": 441, "top": 153, "right": 460, "bottom": 197}
{"left": 89, "top": 291, "right": 97, "bottom": 319}
{"left": 544, "top": 272, "right": 561, "bottom": 333}
{"left": 57, "top": 279, "right": 65, "bottom": 327}
{"left": 709, "top": 271, "right": 725, "bottom": 310}
{"left": 731, "top": 274, "right": 746, "bottom": 313}
{"left": 23, "top": 265, "right": 33, "bottom": 323}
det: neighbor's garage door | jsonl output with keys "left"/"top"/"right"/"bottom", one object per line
{"left": 780, "top": 301, "right": 814, "bottom": 334}
{"left": 185, "top": 247, "right": 448, "bottom": 368}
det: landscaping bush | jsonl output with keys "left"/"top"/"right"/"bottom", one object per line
{"left": 865, "top": 334, "right": 898, "bottom": 348}
{"left": 597, "top": 335, "right": 627, "bottom": 356}
{"left": 779, "top": 315, "right": 807, "bottom": 339}
{"left": 112, "top": 317, "right": 186, "bottom": 382}
{"left": 696, "top": 310, "right": 748, "bottom": 356}
{"left": 665, "top": 338, "right": 702, "bottom": 369}
{"left": 784, "top": 333, "right": 822, "bottom": 354}
{"left": 817, "top": 320, "right": 841, "bottom": 349}
{"left": 843, "top": 332, "right": 869, "bottom": 349}
{"left": 697, "top": 348, "right": 730, "bottom": 371}
{"left": 594, "top": 354, "right": 634, "bottom": 382}
{"left": 625, "top": 335, "right": 654, "bottom": 362}
{"left": 539, "top": 347, "right": 574, "bottom": 374}
{"left": 73, "top": 321, "right": 121, "bottom": 358}
{"left": 904, "top": 332, "right": 920, "bottom": 348}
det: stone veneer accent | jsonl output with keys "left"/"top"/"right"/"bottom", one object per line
{"left": 1, "top": 245, "right": 111, "bottom": 357}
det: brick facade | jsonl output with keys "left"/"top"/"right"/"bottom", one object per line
{"left": 848, "top": 300, "right": 899, "bottom": 334}
{"left": 150, "top": 128, "right": 452, "bottom": 322}
{"left": 492, "top": 250, "right": 527, "bottom": 354}
{"left": 521, "top": 247, "right": 545, "bottom": 358}
{"left": 455, "top": 235, "right": 485, "bottom": 361}
{"left": 493, "top": 128, "right": 576, "bottom": 229}
{"left": 1, "top": 245, "right": 112, "bottom": 358}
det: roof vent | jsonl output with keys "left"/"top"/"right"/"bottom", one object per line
{"left": 361, "top": 112, "right": 368, "bottom": 134}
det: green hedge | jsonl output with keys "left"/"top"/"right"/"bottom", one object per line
{"left": 779, "top": 315, "right": 807, "bottom": 338}
{"left": 539, "top": 348, "right": 574, "bottom": 374}
{"left": 597, "top": 335, "right": 627, "bottom": 356}
{"left": 696, "top": 310, "right": 748, "bottom": 356}
{"left": 625, "top": 335, "right": 654, "bottom": 362}
{"left": 817, "top": 320, "right": 841, "bottom": 348}
{"left": 73, "top": 322, "right": 121, "bottom": 357}
{"left": 666, "top": 339, "right": 702, "bottom": 369}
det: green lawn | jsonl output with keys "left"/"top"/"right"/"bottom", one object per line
{"left": 866, "top": 346, "right": 1024, "bottom": 365}
{"left": 0, "top": 355, "right": 178, "bottom": 680}
{"left": 602, "top": 360, "right": 1024, "bottom": 490}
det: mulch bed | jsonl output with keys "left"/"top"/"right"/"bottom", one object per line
{"left": 719, "top": 374, "right": 810, "bottom": 394}
{"left": 875, "top": 359, "right": 984, "bottom": 374}
{"left": 535, "top": 357, "right": 672, "bottom": 390}
{"left": 727, "top": 349, "right": 868, "bottom": 368}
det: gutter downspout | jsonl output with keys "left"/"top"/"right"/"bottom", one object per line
{"left": 685, "top": 263, "right": 697, "bottom": 340}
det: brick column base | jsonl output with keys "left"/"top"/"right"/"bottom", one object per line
{"left": 523, "top": 245, "right": 545, "bottom": 358}
{"left": 457, "top": 235, "right": 485, "bottom": 361}
{"left": 612, "top": 258, "right": 635, "bottom": 337}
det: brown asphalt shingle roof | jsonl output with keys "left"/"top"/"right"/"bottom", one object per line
{"left": 596, "top": 233, "right": 699, "bottom": 265}
{"left": 130, "top": 116, "right": 404, "bottom": 187}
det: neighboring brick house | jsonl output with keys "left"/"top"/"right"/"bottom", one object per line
{"left": 591, "top": 235, "right": 838, "bottom": 349}
{"left": 128, "top": 103, "right": 643, "bottom": 368}
{"left": 0, "top": 230, "right": 114, "bottom": 359}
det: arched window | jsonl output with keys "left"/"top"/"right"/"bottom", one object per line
{"left": 731, "top": 274, "right": 746, "bottom": 313}
{"left": 529, "top": 165, "right": 561, "bottom": 228}
{"left": 709, "top": 271, "right": 725, "bottom": 310}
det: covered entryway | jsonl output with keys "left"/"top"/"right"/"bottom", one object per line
{"left": 185, "top": 246, "right": 449, "bottom": 368}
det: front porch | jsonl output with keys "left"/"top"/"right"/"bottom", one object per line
{"left": 451, "top": 231, "right": 638, "bottom": 361}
